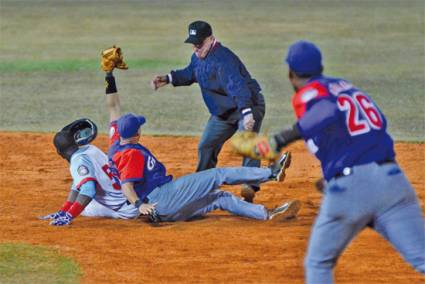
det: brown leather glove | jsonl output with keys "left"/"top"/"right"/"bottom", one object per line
{"left": 101, "top": 46, "right": 128, "bottom": 72}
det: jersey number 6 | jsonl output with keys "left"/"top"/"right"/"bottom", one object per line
{"left": 337, "top": 92, "right": 383, "bottom": 136}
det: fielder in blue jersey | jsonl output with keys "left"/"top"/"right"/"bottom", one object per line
{"left": 151, "top": 20, "right": 266, "bottom": 203}
{"left": 102, "top": 65, "right": 301, "bottom": 223}
{"left": 234, "top": 40, "right": 425, "bottom": 282}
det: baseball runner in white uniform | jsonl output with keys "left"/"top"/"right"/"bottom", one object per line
{"left": 40, "top": 118, "right": 139, "bottom": 226}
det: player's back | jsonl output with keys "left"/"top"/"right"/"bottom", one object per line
{"left": 293, "top": 75, "right": 395, "bottom": 180}
{"left": 71, "top": 145, "right": 128, "bottom": 210}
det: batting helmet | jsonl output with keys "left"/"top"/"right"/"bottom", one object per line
{"left": 53, "top": 118, "right": 98, "bottom": 161}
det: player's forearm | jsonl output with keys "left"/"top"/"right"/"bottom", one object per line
{"left": 66, "top": 190, "right": 79, "bottom": 202}
{"left": 121, "top": 182, "right": 139, "bottom": 205}
{"left": 273, "top": 123, "right": 302, "bottom": 150}
{"left": 58, "top": 190, "right": 78, "bottom": 212}
{"left": 105, "top": 72, "right": 121, "bottom": 122}
{"left": 106, "top": 93, "right": 121, "bottom": 122}
{"left": 61, "top": 181, "right": 96, "bottom": 220}
{"left": 65, "top": 193, "right": 92, "bottom": 218}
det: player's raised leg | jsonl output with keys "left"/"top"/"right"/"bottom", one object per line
{"left": 148, "top": 153, "right": 291, "bottom": 217}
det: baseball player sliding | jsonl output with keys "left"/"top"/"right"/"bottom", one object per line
{"left": 40, "top": 119, "right": 139, "bottom": 226}
{"left": 100, "top": 46, "right": 301, "bottom": 223}
{"left": 232, "top": 41, "right": 425, "bottom": 282}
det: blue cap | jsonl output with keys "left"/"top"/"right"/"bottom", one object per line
{"left": 117, "top": 113, "right": 146, "bottom": 139}
{"left": 285, "top": 40, "right": 323, "bottom": 76}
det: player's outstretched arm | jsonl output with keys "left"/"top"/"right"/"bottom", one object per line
{"left": 121, "top": 182, "right": 157, "bottom": 216}
{"left": 101, "top": 46, "right": 128, "bottom": 122}
{"left": 231, "top": 124, "right": 302, "bottom": 161}
{"left": 273, "top": 124, "right": 302, "bottom": 151}
{"left": 39, "top": 190, "right": 79, "bottom": 220}
{"left": 105, "top": 71, "right": 121, "bottom": 123}
{"left": 49, "top": 181, "right": 96, "bottom": 226}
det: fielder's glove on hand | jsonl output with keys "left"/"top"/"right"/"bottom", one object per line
{"left": 101, "top": 46, "right": 128, "bottom": 72}
{"left": 231, "top": 131, "right": 280, "bottom": 161}
{"left": 39, "top": 211, "right": 64, "bottom": 220}
{"left": 49, "top": 211, "right": 73, "bottom": 226}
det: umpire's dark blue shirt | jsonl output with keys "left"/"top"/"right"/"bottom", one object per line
{"left": 170, "top": 42, "right": 263, "bottom": 118}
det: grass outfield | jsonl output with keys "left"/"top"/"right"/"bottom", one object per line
{"left": 0, "top": 243, "right": 81, "bottom": 284}
{"left": 0, "top": 0, "right": 424, "bottom": 140}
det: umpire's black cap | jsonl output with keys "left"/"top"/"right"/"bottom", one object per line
{"left": 184, "top": 21, "right": 212, "bottom": 45}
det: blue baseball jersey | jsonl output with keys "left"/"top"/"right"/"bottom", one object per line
{"left": 171, "top": 41, "right": 263, "bottom": 117}
{"left": 292, "top": 75, "right": 395, "bottom": 180}
{"left": 108, "top": 122, "right": 173, "bottom": 201}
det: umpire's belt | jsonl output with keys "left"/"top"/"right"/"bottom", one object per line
{"left": 333, "top": 159, "right": 396, "bottom": 180}
{"left": 217, "top": 108, "right": 238, "bottom": 120}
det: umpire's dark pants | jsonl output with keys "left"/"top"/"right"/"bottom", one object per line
{"left": 196, "top": 103, "right": 265, "bottom": 188}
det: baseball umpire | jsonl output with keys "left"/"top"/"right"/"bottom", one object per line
{"left": 151, "top": 20, "right": 266, "bottom": 203}
{"left": 100, "top": 47, "right": 301, "bottom": 223}
{"left": 232, "top": 40, "right": 425, "bottom": 282}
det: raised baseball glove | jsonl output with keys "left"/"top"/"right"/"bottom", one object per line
{"left": 101, "top": 46, "right": 128, "bottom": 72}
{"left": 231, "top": 131, "right": 280, "bottom": 161}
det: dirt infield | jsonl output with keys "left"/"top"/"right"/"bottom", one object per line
{"left": 0, "top": 132, "right": 423, "bottom": 283}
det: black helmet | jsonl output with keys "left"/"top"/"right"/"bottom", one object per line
{"left": 53, "top": 118, "right": 98, "bottom": 161}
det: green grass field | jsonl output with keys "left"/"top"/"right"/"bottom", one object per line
{"left": 0, "top": 0, "right": 424, "bottom": 140}
{"left": 0, "top": 243, "right": 81, "bottom": 284}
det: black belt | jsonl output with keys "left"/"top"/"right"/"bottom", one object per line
{"left": 333, "top": 159, "right": 396, "bottom": 180}
{"left": 217, "top": 108, "right": 238, "bottom": 120}
{"left": 126, "top": 197, "right": 149, "bottom": 206}
{"left": 376, "top": 159, "right": 395, "bottom": 166}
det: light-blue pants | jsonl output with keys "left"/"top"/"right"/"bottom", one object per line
{"left": 147, "top": 167, "right": 271, "bottom": 221}
{"left": 305, "top": 162, "right": 425, "bottom": 283}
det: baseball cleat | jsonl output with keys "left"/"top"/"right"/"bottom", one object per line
{"left": 269, "top": 151, "right": 292, "bottom": 182}
{"left": 241, "top": 184, "right": 258, "bottom": 203}
{"left": 268, "top": 200, "right": 301, "bottom": 221}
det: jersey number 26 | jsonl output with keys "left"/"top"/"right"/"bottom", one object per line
{"left": 337, "top": 92, "right": 383, "bottom": 136}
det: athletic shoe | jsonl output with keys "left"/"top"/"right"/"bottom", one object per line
{"left": 241, "top": 184, "right": 259, "bottom": 203}
{"left": 268, "top": 200, "right": 301, "bottom": 220}
{"left": 269, "top": 151, "right": 292, "bottom": 182}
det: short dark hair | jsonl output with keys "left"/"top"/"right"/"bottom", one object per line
{"left": 291, "top": 66, "right": 323, "bottom": 79}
